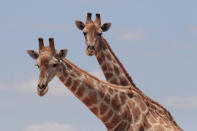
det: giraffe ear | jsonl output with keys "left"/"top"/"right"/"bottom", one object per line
{"left": 26, "top": 50, "right": 39, "bottom": 60}
{"left": 56, "top": 49, "right": 68, "bottom": 59}
{"left": 101, "top": 23, "right": 111, "bottom": 32}
{"left": 75, "top": 20, "right": 85, "bottom": 30}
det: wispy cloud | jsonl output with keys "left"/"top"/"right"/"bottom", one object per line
{"left": 161, "top": 96, "right": 197, "bottom": 109}
{"left": 80, "top": 0, "right": 104, "bottom": 2}
{"left": 186, "top": 26, "right": 197, "bottom": 34}
{"left": 9, "top": 23, "right": 74, "bottom": 31}
{"left": 117, "top": 28, "right": 145, "bottom": 41}
{"left": 24, "top": 122, "right": 76, "bottom": 131}
{"left": 171, "top": 42, "right": 195, "bottom": 50}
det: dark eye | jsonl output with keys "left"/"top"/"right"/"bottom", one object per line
{"left": 97, "top": 33, "right": 102, "bottom": 36}
{"left": 52, "top": 63, "right": 58, "bottom": 67}
{"left": 83, "top": 32, "right": 87, "bottom": 36}
{"left": 35, "top": 64, "right": 40, "bottom": 68}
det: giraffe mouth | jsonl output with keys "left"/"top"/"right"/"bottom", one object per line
{"left": 37, "top": 84, "right": 49, "bottom": 96}
{"left": 86, "top": 48, "right": 96, "bottom": 56}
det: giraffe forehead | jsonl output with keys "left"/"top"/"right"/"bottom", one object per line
{"left": 39, "top": 56, "right": 50, "bottom": 65}
{"left": 84, "top": 23, "right": 101, "bottom": 32}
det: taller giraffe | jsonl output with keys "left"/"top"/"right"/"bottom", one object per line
{"left": 26, "top": 38, "right": 182, "bottom": 131}
{"left": 75, "top": 13, "right": 136, "bottom": 88}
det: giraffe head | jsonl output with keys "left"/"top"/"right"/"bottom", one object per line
{"left": 26, "top": 38, "right": 67, "bottom": 96}
{"left": 75, "top": 13, "right": 111, "bottom": 56}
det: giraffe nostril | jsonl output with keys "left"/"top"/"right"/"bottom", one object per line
{"left": 88, "top": 45, "right": 95, "bottom": 50}
{"left": 38, "top": 84, "right": 46, "bottom": 90}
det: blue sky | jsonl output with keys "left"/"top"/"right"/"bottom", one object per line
{"left": 0, "top": 0, "right": 197, "bottom": 130}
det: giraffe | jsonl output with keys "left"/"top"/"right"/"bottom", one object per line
{"left": 26, "top": 38, "right": 182, "bottom": 131}
{"left": 75, "top": 13, "right": 136, "bottom": 88}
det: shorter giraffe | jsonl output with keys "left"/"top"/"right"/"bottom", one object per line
{"left": 26, "top": 38, "right": 182, "bottom": 131}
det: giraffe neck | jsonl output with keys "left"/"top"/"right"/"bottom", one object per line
{"left": 56, "top": 58, "right": 136, "bottom": 130}
{"left": 55, "top": 59, "right": 182, "bottom": 131}
{"left": 95, "top": 37, "right": 136, "bottom": 87}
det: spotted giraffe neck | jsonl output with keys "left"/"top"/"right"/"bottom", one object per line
{"left": 95, "top": 37, "right": 136, "bottom": 88}
{"left": 56, "top": 58, "right": 182, "bottom": 131}
{"left": 56, "top": 58, "right": 134, "bottom": 130}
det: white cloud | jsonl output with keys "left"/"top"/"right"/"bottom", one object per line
{"left": 186, "top": 26, "right": 197, "bottom": 34}
{"left": 80, "top": 0, "right": 104, "bottom": 2}
{"left": 0, "top": 83, "right": 9, "bottom": 91}
{"left": 90, "top": 70, "right": 106, "bottom": 81}
{"left": 117, "top": 28, "right": 145, "bottom": 41}
{"left": 161, "top": 96, "right": 197, "bottom": 109}
{"left": 171, "top": 42, "right": 194, "bottom": 49}
{"left": 10, "top": 23, "right": 74, "bottom": 31}
{"left": 25, "top": 122, "right": 76, "bottom": 131}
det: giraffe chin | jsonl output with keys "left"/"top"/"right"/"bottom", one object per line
{"left": 37, "top": 86, "right": 49, "bottom": 96}
{"left": 86, "top": 48, "right": 95, "bottom": 56}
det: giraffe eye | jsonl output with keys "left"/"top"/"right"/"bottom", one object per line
{"left": 52, "top": 63, "right": 58, "bottom": 68}
{"left": 97, "top": 33, "right": 102, "bottom": 36}
{"left": 83, "top": 32, "right": 87, "bottom": 36}
{"left": 35, "top": 64, "right": 40, "bottom": 68}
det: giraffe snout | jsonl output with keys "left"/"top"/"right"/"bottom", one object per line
{"left": 38, "top": 84, "right": 47, "bottom": 90}
{"left": 87, "top": 45, "right": 95, "bottom": 50}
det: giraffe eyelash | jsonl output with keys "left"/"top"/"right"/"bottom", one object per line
{"left": 35, "top": 64, "right": 40, "bottom": 68}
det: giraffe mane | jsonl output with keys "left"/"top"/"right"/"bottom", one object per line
{"left": 63, "top": 58, "right": 131, "bottom": 91}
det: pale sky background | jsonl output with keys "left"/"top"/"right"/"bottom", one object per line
{"left": 0, "top": 0, "right": 197, "bottom": 131}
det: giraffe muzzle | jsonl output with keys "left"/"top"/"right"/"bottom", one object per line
{"left": 86, "top": 45, "right": 96, "bottom": 56}
{"left": 37, "top": 84, "right": 49, "bottom": 96}
{"left": 38, "top": 84, "right": 47, "bottom": 90}
{"left": 87, "top": 45, "right": 95, "bottom": 50}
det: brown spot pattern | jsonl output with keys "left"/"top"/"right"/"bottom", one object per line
{"left": 111, "top": 94, "right": 121, "bottom": 111}
{"left": 114, "top": 65, "right": 120, "bottom": 76}
{"left": 100, "top": 102, "right": 108, "bottom": 115}
{"left": 66, "top": 63, "right": 73, "bottom": 70}
{"left": 106, "top": 53, "right": 112, "bottom": 61}
{"left": 76, "top": 85, "right": 85, "bottom": 98}
{"left": 120, "top": 92, "right": 126, "bottom": 105}
{"left": 102, "top": 64, "right": 107, "bottom": 71}
{"left": 59, "top": 76, "right": 65, "bottom": 82}
{"left": 144, "top": 117, "right": 152, "bottom": 129}
{"left": 102, "top": 110, "right": 113, "bottom": 122}
{"left": 106, "top": 115, "right": 120, "bottom": 129}
{"left": 149, "top": 112, "right": 157, "bottom": 124}
{"left": 110, "top": 78, "right": 119, "bottom": 85}
{"left": 83, "top": 92, "right": 97, "bottom": 106}
{"left": 71, "top": 79, "right": 80, "bottom": 92}
{"left": 120, "top": 78, "right": 129, "bottom": 86}
{"left": 133, "top": 107, "right": 140, "bottom": 122}
{"left": 135, "top": 124, "right": 144, "bottom": 131}
{"left": 107, "top": 62, "right": 114, "bottom": 72}
{"left": 154, "top": 125, "right": 165, "bottom": 131}
{"left": 65, "top": 77, "right": 72, "bottom": 87}
{"left": 97, "top": 56, "right": 103, "bottom": 64}
{"left": 114, "top": 121, "right": 127, "bottom": 131}
{"left": 104, "top": 93, "right": 110, "bottom": 104}
{"left": 105, "top": 72, "right": 113, "bottom": 79}
{"left": 140, "top": 101, "right": 147, "bottom": 112}
{"left": 90, "top": 107, "right": 98, "bottom": 115}
{"left": 98, "top": 85, "right": 106, "bottom": 98}
{"left": 108, "top": 88, "right": 114, "bottom": 94}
